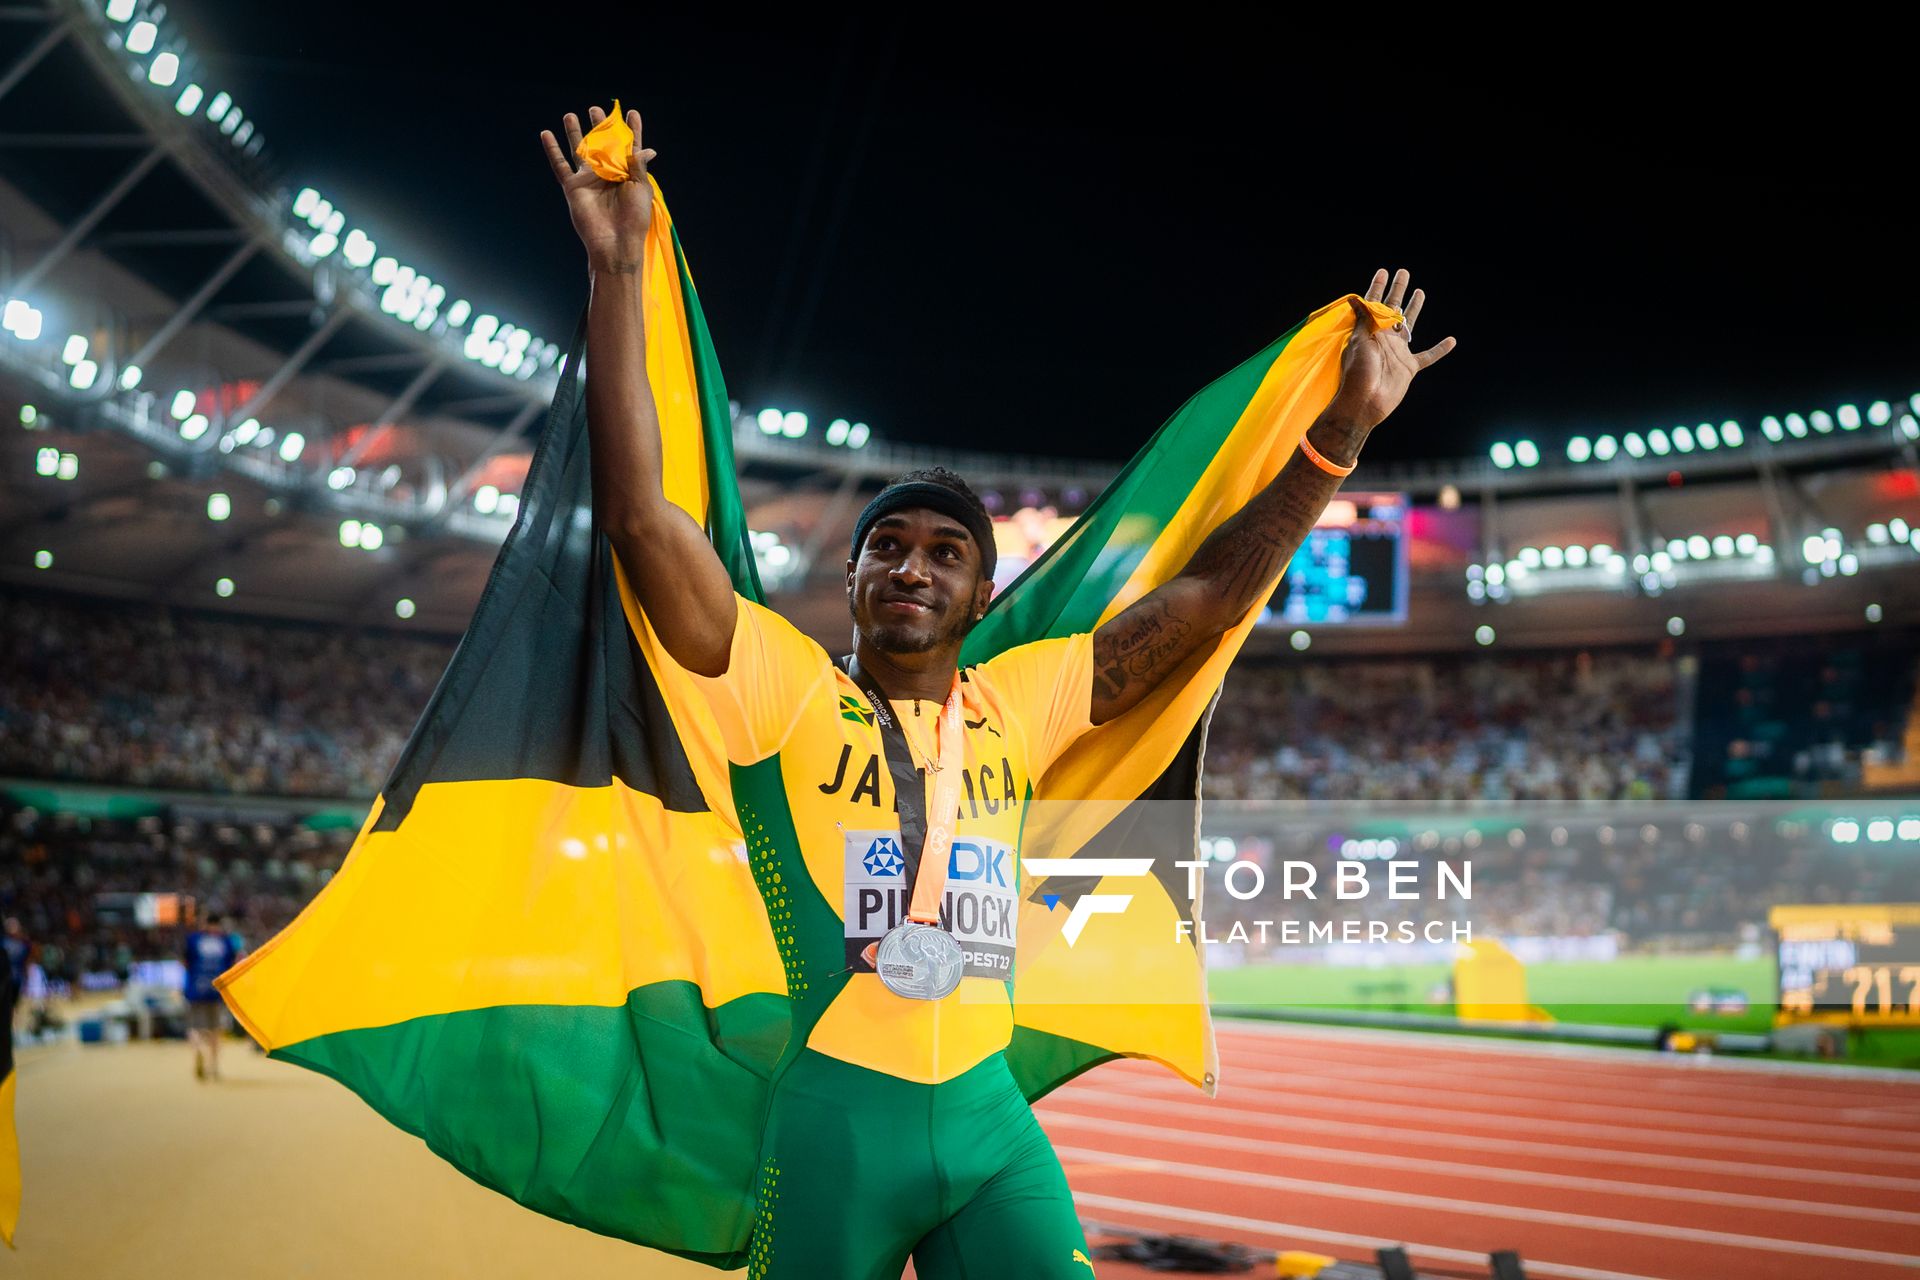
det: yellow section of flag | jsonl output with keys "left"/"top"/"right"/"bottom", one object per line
{"left": 0, "top": 1065, "right": 18, "bottom": 1248}
{"left": 220, "top": 780, "right": 782, "bottom": 1051}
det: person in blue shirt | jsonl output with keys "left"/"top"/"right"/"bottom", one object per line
{"left": 182, "top": 915, "right": 239, "bottom": 1081}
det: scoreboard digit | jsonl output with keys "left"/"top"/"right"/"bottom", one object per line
{"left": 1772, "top": 904, "right": 1920, "bottom": 1026}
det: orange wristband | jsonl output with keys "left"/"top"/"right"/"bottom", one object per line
{"left": 1299, "top": 432, "right": 1357, "bottom": 478}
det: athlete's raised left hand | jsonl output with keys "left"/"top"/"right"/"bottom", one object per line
{"left": 1327, "top": 268, "right": 1457, "bottom": 431}
{"left": 540, "top": 105, "right": 656, "bottom": 268}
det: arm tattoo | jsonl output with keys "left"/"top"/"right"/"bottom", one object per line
{"left": 1092, "top": 596, "right": 1193, "bottom": 704}
{"left": 1090, "top": 445, "right": 1348, "bottom": 722}
{"left": 1183, "top": 451, "right": 1344, "bottom": 618}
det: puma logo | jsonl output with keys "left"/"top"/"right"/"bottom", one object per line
{"left": 1072, "top": 1248, "right": 1094, "bottom": 1271}
{"left": 964, "top": 715, "right": 1002, "bottom": 738}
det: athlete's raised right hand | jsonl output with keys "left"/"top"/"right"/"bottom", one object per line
{"left": 540, "top": 106, "right": 657, "bottom": 265}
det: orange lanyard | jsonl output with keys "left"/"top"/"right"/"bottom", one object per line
{"left": 907, "top": 675, "right": 965, "bottom": 926}
{"left": 842, "top": 658, "right": 967, "bottom": 928}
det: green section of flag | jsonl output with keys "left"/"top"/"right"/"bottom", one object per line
{"left": 672, "top": 224, "right": 762, "bottom": 603}
{"left": 278, "top": 983, "right": 787, "bottom": 1266}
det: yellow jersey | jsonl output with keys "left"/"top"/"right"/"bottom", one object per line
{"left": 694, "top": 595, "right": 1094, "bottom": 1083}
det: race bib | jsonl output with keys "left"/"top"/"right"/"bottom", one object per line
{"left": 842, "top": 829, "right": 1017, "bottom": 980}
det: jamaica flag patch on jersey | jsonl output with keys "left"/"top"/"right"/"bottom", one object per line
{"left": 838, "top": 694, "right": 875, "bottom": 726}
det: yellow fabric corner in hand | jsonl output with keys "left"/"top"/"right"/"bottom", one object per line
{"left": 1353, "top": 296, "right": 1405, "bottom": 330}
{"left": 575, "top": 99, "right": 634, "bottom": 182}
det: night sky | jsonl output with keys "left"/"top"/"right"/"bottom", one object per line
{"left": 165, "top": 10, "right": 1914, "bottom": 464}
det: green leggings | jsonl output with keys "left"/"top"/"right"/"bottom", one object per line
{"left": 746, "top": 1049, "right": 1095, "bottom": 1280}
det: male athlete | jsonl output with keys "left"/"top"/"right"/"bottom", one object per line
{"left": 541, "top": 105, "right": 1452, "bottom": 1279}
{"left": 182, "top": 913, "right": 239, "bottom": 1081}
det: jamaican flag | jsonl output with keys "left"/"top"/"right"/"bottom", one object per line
{"left": 219, "top": 176, "right": 1388, "bottom": 1262}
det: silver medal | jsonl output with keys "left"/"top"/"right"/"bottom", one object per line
{"left": 874, "top": 921, "right": 964, "bottom": 1000}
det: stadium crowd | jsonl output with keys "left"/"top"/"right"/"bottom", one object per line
{"left": 5, "top": 590, "right": 1701, "bottom": 805}
{"left": 1, "top": 803, "right": 349, "bottom": 988}
{"left": 1203, "top": 648, "right": 1690, "bottom": 803}
{"left": 0, "top": 589, "right": 450, "bottom": 798}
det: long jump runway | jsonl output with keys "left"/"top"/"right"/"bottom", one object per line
{"left": 1041, "top": 1021, "right": 1920, "bottom": 1279}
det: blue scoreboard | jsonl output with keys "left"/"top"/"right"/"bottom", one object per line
{"left": 1260, "top": 492, "right": 1409, "bottom": 626}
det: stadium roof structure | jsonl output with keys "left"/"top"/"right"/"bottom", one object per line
{"left": 2, "top": 0, "right": 1917, "bottom": 652}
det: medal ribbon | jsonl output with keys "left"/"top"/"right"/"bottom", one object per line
{"left": 841, "top": 658, "right": 966, "bottom": 927}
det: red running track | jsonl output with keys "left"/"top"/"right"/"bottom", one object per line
{"left": 1040, "top": 1021, "right": 1920, "bottom": 1280}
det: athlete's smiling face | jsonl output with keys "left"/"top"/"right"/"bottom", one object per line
{"left": 848, "top": 507, "right": 994, "bottom": 655}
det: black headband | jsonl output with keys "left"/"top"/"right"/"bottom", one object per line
{"left": 849, "top": 482, "right": 997, "bottom": 580}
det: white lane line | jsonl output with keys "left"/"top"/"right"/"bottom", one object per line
{"left": 1076, "top": 1070, "right": 1920, "bottom": 1162}
{"left": 1201, "top": 1041, "right": 1920, "bottom": 1114}
{"left": 1044, "top": 1097, "right": 1920, "bottom": 1197}
{"left": 1042, "top": 1110, "right": 1920, "bottom": 1225}
{"left": 1187, "top": 1056, "right": 1920, "bottom": 1127}
{"left": 1211, "top": 1018, "right": 1920, "bottom": 1085}
{"left": 1056, "top": 1145, "right": 1920, "bottom": 1269}
{"left": 1073, "top": 1192, "right": 1670, "bottom": 1280}
{"left": 1139, "top": 1059, "right": 1920, "bottom": 1147}
{"left": 1221, "top": 1059, "right": 1920, "bottom": 1128}
{"left": 1052, "top": 1082, "right": 1920, "bottom": 1174}
{"left": 1845, "top": 1103, "right": 1920, "bottom": 1123}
